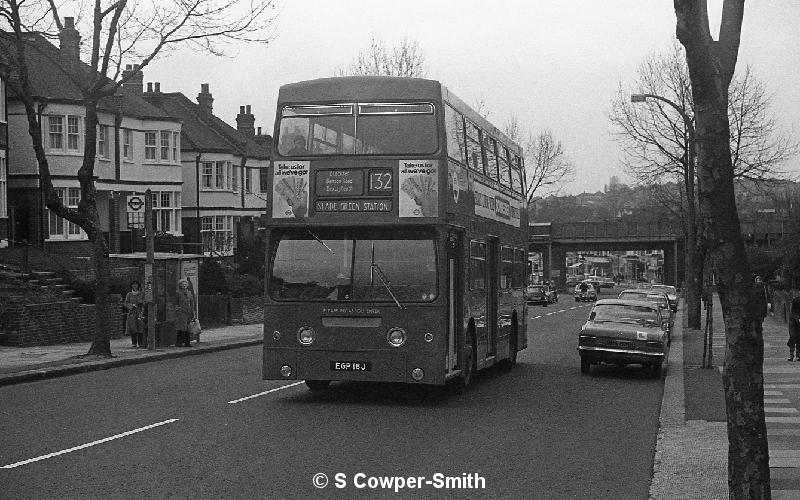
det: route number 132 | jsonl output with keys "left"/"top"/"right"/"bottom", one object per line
{"left": 369, "top": 171, "right": 392, "bottom": 193}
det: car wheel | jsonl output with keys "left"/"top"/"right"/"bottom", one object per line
{"left": 580, "top": 357, "right": 591, "bottom": 374}
{"left": 305, "top": 380, "right": 331, "bottom": 391}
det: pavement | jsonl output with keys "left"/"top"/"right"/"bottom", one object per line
{"left": 2, "top": 295, "right": 798, "bottom": 498}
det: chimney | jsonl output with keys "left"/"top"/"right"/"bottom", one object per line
{"left": 197, "top": 83, "right": 214, "bottom": 117}
{"left": 236, "top": 104, "right": 256, "bottom": 137}
{"left": 59, "top": 17, "right": 81, "bottom": 73}
{"left": 121, "top": 63, "right": 144, "bottom": 97}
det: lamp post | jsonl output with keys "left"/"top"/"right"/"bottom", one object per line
{"left": 631, "top": 92, "right": 704, "bottom": 345}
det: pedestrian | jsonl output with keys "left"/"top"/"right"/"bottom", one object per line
{"left": 753, "top": 276, "right": 769, "bottom": 338}
{"left": 124, "top": 280, "right": 145, "bottom": 348}
{"left": 788, "top": 297, "right": 800, "bottom": 362}
{"left": 174, "top": 278, "right": 196, "bottom": 348}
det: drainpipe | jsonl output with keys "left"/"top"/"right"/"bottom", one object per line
{"left": 195, "top": 152, "right": 202, "bottom": 252}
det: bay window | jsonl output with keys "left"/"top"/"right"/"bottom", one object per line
{"left": 201, "top": 215, "right": 234, "bottom": 254}
{"left": 145, "top": 131, "right": 157, "bottom": 160}
{"left": 97, "top": 125, "right": 109, "bottom": 158}
{"left": 47, "top": 187, "right": 86, "bottom": 240}
{"left": 152, "top": 191, "right": 181, "bottom": 235}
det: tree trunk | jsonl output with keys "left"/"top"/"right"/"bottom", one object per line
{"left": 685, "top": 231, "right": 703, "bottom": 329}
{"left": 86, "top": 213, "right": 113, "bottom": 357}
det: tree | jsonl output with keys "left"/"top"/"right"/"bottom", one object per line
{"left": 505, "top": 116, "right": 575, "bottom": 203}
{"left": 610, "top": 41, "right": 796, "bottom": 330}
{"left": 0, "top": 0, "right": 277, "bottom": 357}
{"left": 337, "top": 35, "right": 426, "bottom": 78}
{"left": 673, "top": 1, "right": 770, "bottom": 497}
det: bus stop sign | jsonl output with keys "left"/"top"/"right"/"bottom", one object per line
{"left": 127, "top": 195, "right": 145, "bottom": 213}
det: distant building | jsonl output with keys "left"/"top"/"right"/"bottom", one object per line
{"left": 3, "top": 20, "right": 183, "bottom": 254}
{"left": 143, "top": 82, "right": 271, "bottom": 255}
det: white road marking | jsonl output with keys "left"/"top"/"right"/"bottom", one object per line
{"left": 533, "top": 315, "right": 542, "bottom": 319}
{"left": 227, "top": 381, "right": 305, "bottom": 404}
{"left": 1, "top": 419, "right": 179, "bottom": 469}
{"left": 558, "top": 309, "right": 567, "bottom": 313}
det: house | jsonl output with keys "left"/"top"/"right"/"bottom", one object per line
{"left": 0, "top": 70, "right": 7, "bottom": 247}
{"left": 142, "top": 82, "right": 271, "bottom": 255}
{"left": 3, "top": 19, "right": 183, "bottom": 255}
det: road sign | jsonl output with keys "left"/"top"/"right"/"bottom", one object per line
{"left": 127, "top": 195, "right": 145, "bottom": 213}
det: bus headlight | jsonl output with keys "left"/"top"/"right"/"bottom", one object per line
{"left": 411, "top": 368, "right": 424, "bottom": 381}
{"left": 273, "top": 330, "right": 281, "bottom": 341}
{"left": 280, "top": 365, "right": 293, "bottom": 377}
{"left": 424, "top": 332, "right": 434, "bottom": 342}
{"left": 387, "top": 327, "right": 407, "bottom": 347}
{"left": 297, "top": 326, "right": 315, "bottom": 345}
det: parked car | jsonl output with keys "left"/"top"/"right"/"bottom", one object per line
{"left": 648, "top": 284, "right": 678, "bottom": 311}
{"left": 577, "top": 298, "right": 669, "bottom": 377}
{"left": 601, "top": 277, "right": 616, "bottom": 289}
{"left": 618, "top": 289, "right": 674, "bottom": 338}
{"left": 525, "top": 284, "right": 550, "bottom": 306}
{"left": 574, "top": 282, "right": 597, "bottom": 302}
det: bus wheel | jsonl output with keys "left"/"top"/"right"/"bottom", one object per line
{"left": 305, "top": 380, "right": 331, "bottom": 391}
{"left": 455, "top": 344, "right": 474, "bottom": 391}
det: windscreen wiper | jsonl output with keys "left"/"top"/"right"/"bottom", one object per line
{"left": 306, "top": 228, "right": 334, "bottom": 255}
{"left": 371, "top": 263, "right": 405, "bottom": 310}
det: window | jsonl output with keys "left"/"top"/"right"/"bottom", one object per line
{"left": 202, "top": 162, "right": 213, "bottom": 188}
{"left": 160, "top": 131, "right": 170, "bottom": 161}
{"left": 0, "top": 153, "right": 6, "bottom": 219}
{"left": 444, "top": 104, "right": 466, "bottom": 164}
{"left": 47, "top": 187, "right": 86, "bottom": 240}
{"left": 470, "top": 240, "right": 486, "bottom": 290}
{"left": 151, "top": 191, "right": 181, "bottom": 234}
{"left": 0, "top": 79, "right": 5, "bottom": 123}
{"left": 484, "top": 135, "right": 499, "bottom": 182}
{"left": 216, "top": 161, "right": 226, "bottom": 189}
{"left": 511, "top": 155, "right": 524, "bottom": 194}
{"left": 97, "top": 125, "right": 109, "bottom": 158}
{"left": 144, "top": 131, "right": 157, "bottom": 160}
{"left": 232, "top": 166, "right": 239, "bottom": 192}
{"left": 259, "top": 168, "right": 269, "bottom": 193}
{"left": 123, "top": 129, "right": 133, "bottom": 160}
{"left": 513, "top": 248, "right": 526, "bottom": 288}
{"left": 172, "top": 132, "right": 180, "bottom": 162}
{"left": 201, "top": 215, "right": 234, "bottom": 254}
{"left": 67, "top": 116, "right": 81, "bottom": 151}
{"left": 243, "top": 167, "right": 252, "bottom": 193}
{"left": 48, "top": 116, "right": 64, "bottom": 150}
{"left": 501, "top": 246, "right": 514, "bottom": 289}
{"left": 465, "top": 122, "right": 484, "bottom": 174}
{"left": 498, "top": 145, "right": 511, "bottom": 188}
{"left": 201, "top": 161, "right": 235, "bottom": 190}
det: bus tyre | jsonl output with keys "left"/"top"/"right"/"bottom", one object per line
{"left": 455, "top": 345, "right": 474, "bottom": 391}
{"left": 580, "top": 357, "right": 591, "bottom": 375}
{"left": 305, "top": 380, "right": 331, "bottom": 391}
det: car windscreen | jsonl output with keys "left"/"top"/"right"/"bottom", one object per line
{"left": 590, "top": 304, "right": 659, "bottom": 325}
{"left": 269, "top": 228, "right": 437, "bottom": 302}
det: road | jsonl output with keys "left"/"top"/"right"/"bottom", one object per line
{"left": 0, "top": 287, "right": 664, "bottom": 499}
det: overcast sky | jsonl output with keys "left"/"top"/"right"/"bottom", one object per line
{"left": 145, "top": 1, "right": 800, "bottom": 195}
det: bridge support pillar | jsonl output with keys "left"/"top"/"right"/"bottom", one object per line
{"left": 550, "top": 244, "right": 567, "bottom": 290}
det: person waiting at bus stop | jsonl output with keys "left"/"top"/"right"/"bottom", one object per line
{"left": 174, "top": 278, "right": 196, "bottom": 348}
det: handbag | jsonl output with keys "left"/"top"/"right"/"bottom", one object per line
{"left": 188, "top": 318, "right": 202, "bottom": 336}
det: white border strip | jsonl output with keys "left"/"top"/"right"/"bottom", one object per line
{"left": 227, "top": 382, "right": 305, "bottom": 404}
{"left": 2, "top": 419, "right": 179, "bottom": 469}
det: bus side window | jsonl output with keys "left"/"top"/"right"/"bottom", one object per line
{"left": 512, "top": 155, "right": 525, "bottom": 195}
{"left": 513, "top": 249, "right": 526, "bottom": 288}
{"left": 466, "top": 122, "right": 484, "bottom": 175}
{"left": 470, "top": 241, "right": 486, "bottom": 290}
{"left": 484, "top": 135, "right": 499, "bottom": 183}
{"left": 499, "top": 146, "right": 512, "bottom": 189}
{"left": 445, "top": 104, "right": 466, "bottom": 165}
{"left": 501, "top": 246, "right": 514, "bottom": 289}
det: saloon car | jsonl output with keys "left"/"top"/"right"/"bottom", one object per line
{"left": 577, "top": 299, "right": 669, "bottom": 377}
{"left": 648, "top": 284, "right": 679, "bottom": 311}
{"left": 525, "top": 284, "right": 550, "bottom": 306}
{"left": 574, "top": 282, "right": 598, "bottom": 302}
{"left": 618, "top": 289, "right": 674, "bottom": 338}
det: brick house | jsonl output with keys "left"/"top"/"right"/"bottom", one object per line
{"left": 142, "top": 82, "right": 271, "bottom": 255}
{"left": 3, "top": 20, "right": 183, "bottom": 255}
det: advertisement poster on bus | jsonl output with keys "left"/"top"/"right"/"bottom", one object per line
{"left": 272, "top": 161, "right": 310, "bottom": 219}
{"left": 399, "top": 159, "right": 438, "bottom": 217}
{"left": 473, "top": 181, "right": 522, "bottom": 227}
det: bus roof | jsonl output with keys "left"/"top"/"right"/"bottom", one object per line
{"left": 276, "top": 76, "right": 522, "bottom": 155}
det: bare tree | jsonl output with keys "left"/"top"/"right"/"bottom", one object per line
{"left": 0, "top": 0, "right": 277, "bottom": 357}
{"left": 610, "top": 41, "right": 796, "bottom": 329}
{"left": 506, "top": 116, "right": 575, "bottom": 203}
{"left": 674, "top": 1, "right": 770, "bottom": 497}
{"left": 338, "top": 35, "right": 426, "bottom": 78}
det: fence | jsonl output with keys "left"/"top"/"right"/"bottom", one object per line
{"left": 198, "top": 294, "right": 263, "bottom": 326}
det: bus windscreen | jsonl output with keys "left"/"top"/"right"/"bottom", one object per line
{"left": 277, "top": 103, "right": 437, "bottom": 156}
{"left": 269, "top": 229, "right": 437, "bottom": 303}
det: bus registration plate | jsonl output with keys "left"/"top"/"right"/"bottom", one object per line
{"left": 330, "top": 361, "right": 372, "bottom": 372}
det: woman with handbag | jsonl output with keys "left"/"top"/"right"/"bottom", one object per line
{"left": 124, "top": 280, "right": 145, "bottom": 348}
{"left": 175, "top": 278, "right": 197, "bottom": 347}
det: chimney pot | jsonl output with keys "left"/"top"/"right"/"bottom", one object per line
{"left": 246, "top": 105, "right": 251, "bottom": 114}
{"left": 239, "top": 105, "right": 245, "bottom": 114}
{"left": 257, "top": 127, "right": 262, "bottom": 135}
{"left": 201, "top": 83, "right": 209, "bottom": 93}
{"left": 147, "top": 82, "right": 153, "bottom": 92}
{"left": 65, "top": 17, "right": 75, "bottom": 28}
{"left": 155, "top": 82, "right": 160, "bottom": 93}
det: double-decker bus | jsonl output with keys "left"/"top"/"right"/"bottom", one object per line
{"left": 262, "top": 76, "right": 528, "bottom": 390}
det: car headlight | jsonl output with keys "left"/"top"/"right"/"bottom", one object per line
{"left": 387, "top": 327, "right": 407, "bottom": 347}
{"left": 297, "top": 326, "right": 315, "bottom": 345}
